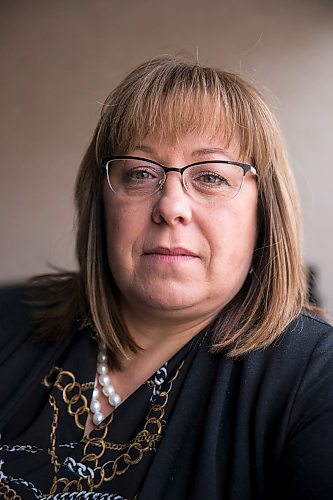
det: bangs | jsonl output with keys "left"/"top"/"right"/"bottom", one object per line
{"left": 114, "top": 90, "right": 246, "bottom": 158}
{"left": 97, "top": 57, "right": 280, "bottom": 177}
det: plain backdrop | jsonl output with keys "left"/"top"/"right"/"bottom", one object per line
{"left": 1, "top": 0, "right": 332, "bottom": 318}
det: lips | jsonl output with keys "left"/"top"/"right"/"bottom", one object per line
{"left": 144, "top": 246, "right": 198, "bottom": 257}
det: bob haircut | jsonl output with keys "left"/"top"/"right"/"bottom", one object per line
{"left": 32, "top": 55, "right": 311, "bottom": 367}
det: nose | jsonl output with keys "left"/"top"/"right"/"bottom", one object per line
{"left": 151, "top": 172, "right": 192, "bottom": 226}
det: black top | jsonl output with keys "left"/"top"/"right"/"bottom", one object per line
{"left": 1, "top": 285, "right": 333, "bottom": 499}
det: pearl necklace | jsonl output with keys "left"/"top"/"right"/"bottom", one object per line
{"left": 90, "top": 342, "right": 122, "bottom": 426}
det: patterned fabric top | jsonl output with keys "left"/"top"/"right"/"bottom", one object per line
{"left": 0, "top": 326, "right": 205, "bottom": 499}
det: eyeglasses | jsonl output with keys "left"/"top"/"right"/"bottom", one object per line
{"left": 102, "top": 155, "right": 257, "bottom": 202}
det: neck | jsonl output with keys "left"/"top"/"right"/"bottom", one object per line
{"left": 119, "top": 298, "right": 217, "bottom": 357}
{"left": 87, "top": 300, "right": 217, "bottom": 433}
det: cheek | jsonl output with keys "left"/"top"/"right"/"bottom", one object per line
{"left": 236, "top": 205, "right": 257, "bottom": 255}
{"left": 103, "top": 190, "right": 127, "bottom": 259}
{"left": 209, "top": 205, "right": 257, "bottom": 275}
{"left": 103, "top": 189, "right": 149, "bottom": 266}
{"left": 104, "top": 207, "right": 131, "bottom": 259}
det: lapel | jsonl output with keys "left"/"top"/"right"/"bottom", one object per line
{"left": 139, "top": 340, "right": 235, "bottom": 499}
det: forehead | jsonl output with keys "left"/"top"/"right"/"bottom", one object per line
{"left": 132, "top": 131, "right": 244, "bottom": 163}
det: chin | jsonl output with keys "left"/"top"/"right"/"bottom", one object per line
{"left": 134, "top": 285, "right": 203, "bottom": 312}
{"left": 144, "top": 295, "right": 196, "bottom": 311}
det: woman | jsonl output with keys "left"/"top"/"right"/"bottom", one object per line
{"left": 1, "top": 56, "right": 333, "bottom": 499}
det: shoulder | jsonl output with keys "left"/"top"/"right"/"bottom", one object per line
{"left": 0, "top": 284, "right": 42, "bottom": 424}
{"left": 0, "top": 283, "right": 31, "bottom": 318}
{"left": 283, "top": 310, "right": 332, "bottom": 337}
{"left": 0, "top": 283, "right": 53, "bottom": 376}
{"left": 280, "top": 312, "right": 333, "bottom": 395}
{"left": 241, "top": 312, "right": 333, "bottom": 418}
{"left": 0, "top": 282, "right": 78, "bottom": 367}
{"left": 0, "top": 283, "right": 82, "bottom": 428}
{"left": 267, "top": 314, "right": 333, "bottom": 497}
{"left": 250, "top": 311, "right": 333, "bottom": 376}
{"left": 0, "top": 284, "right": 34, "bottom": 353}
{"left": 215, "top": 312, "right": 333, "bottom": 408}
{"left": 271, "top": 311, "right": 333, "bottom": 364}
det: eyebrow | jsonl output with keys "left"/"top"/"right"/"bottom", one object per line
{"left": 192, "top": 148, "right": 229, "bottom": 157}
{"left": 135, "top": 145, "right": 154, "bottom": 153}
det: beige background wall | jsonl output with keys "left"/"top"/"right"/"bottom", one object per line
{"left": 1, "top": 0, "right": 333, "bottom": 317}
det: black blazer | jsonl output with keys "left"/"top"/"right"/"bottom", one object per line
{"left": 1, "top": 286, "right": 333, "bottom": 499}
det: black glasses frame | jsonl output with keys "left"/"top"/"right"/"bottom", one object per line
{"left": 102, "top": 155, "right": 257, "bottom": 177}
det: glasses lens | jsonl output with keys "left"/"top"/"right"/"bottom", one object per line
{"left": 107, "top": 159, "right": 164, "bottom": 197}
{"left": 185, "top": 162, "right": 244, "bottom": 201}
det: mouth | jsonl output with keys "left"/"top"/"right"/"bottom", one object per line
{"left": 144, "top": 247, "right": 198, "bottom": 257}
{"left": 143, "top": 247, "right": 199, "bottom": 261}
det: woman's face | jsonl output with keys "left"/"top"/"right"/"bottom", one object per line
{"left": 103, "top": 131, "right": 258, "bottom": 324}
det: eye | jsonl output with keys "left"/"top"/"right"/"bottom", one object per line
{"left": 192, "top": 170, "right": 230, "bottom": 187}
{"left": 128, "top": 168, "right": 156, "bottom": 180}
{"left": 198, "top": 172, "right": 229, "bottom": 185}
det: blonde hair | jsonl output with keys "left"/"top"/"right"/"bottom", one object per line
{"left": 33, "top": 56, "right": 310, "bottom": 365}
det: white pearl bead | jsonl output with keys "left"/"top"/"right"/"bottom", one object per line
{"left": 92, "top": 412, "right": 104, "bottom": 425}
{"left": 90, "top": 399, "right": 101, "bottom": 412}
{"left": 97, "top": 363, "right": 108, "bottom": 375}
{"left": 91, "top": 344, "right": 123, "bottom": 426}
{"left": 98, "top": 351, "right": 107, "bottom": 363}
{"left": 99, "top": 374, "right": 110, "bottom": 386}
{"left": 102, "top": 384, "right": 115, "bottom": 397}
{"left": 109, "top": 393, "right": 121, "bottom": 407}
